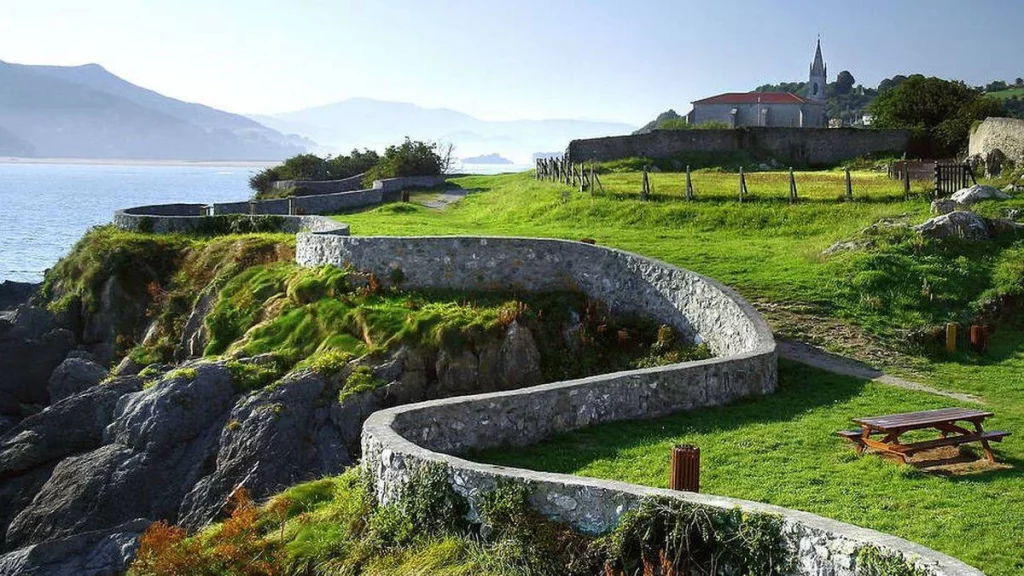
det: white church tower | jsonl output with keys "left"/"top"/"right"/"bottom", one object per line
{"left": 808, "top": 38, "right": 827, "bottom": 103}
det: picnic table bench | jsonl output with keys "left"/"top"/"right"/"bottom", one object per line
{"left": 837, "top": 407, "right": 1010, "bottom": 463}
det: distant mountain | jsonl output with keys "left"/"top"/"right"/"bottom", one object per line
{"left": 253, "top": 98, "right": 634, "bottom": 163}
{"left": 0, "top": 61, "right": 309, "bottom": 160}
{"left": 461, "top": 153, "right": 513, "bottom": 164}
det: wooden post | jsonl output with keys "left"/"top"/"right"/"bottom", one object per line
{"left": 903, "top": 165, "right": 910, "bottom": 200}
{"left": 738, "top": 167, "right": 746, "bottom": 203}
{"left": 249, "top": 200, "right": 256, "bottom": 215}
{"left": 594, "top": 171, "right": 605, "bottom": 195}
{"left": 589, "top": 163, "right": 596, "bottom": 197}
{"left": 845, "top": 167, "right": 853, "bottom": 201}
{"left": 685, "top": 165, "right": 694, "bottom": 201}
{"left": 970, "top": 325, "right": 989, "bottom": 353}
{"left": 640, "top": 166, "right": 650, "bottom": 201}
{"left": 669, "top": 445, "right": 700, "bottom": 492}
{"left": 288, "top": 197, "right": 295, "bottom": 215}
{"left": 934, "top": 164, "right": 941, "bottom": 199}
{"left": 788, "top": 167, "right": 797, "bottom": 203}
{"left": 946, "top": 323, "right": 957, "bottom": 353}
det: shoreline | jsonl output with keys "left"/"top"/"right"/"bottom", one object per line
{"left": 0, "top": 157, "right": 278, "bottom": 168}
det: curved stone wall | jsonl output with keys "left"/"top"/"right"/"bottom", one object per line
{"left": 111, "top": 175, "right": 451, "bottom": 236}
{"left": 114, "top": 205, "right": 349, "bottom": 236}
{"left": 295, "top": 234, "right": 981, "bottom": 576}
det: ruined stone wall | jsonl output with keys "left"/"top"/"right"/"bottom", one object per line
{"left": 969, "top": 117, "right": 1024, "bottom": 164}
{"left": 568, "top": 127, "right": 911, "bottom": 167}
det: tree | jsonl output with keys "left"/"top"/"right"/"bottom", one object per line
{"left": 869, "top": 75, "right": 1002, "bottom": 156}
{"left": 326, "top": 148, "right": 380, "bottom": 179}
{"left": 877, "top": 75, "right": 908, "bottom": 94}
{"left": 1016, "top": 77, "right": 1024, "bottom": 87}
{"left": 363, "top": 138, "right": 453, "bottom": 185}
{"left": 834, "top": 71, "right": 856, "bottom": 95}
{"left": 985, "top": 80, "right": 1009, "bottom": 92}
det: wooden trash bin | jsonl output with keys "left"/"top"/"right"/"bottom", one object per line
{"left": 669, "top": 444, "right": 700, "bottom": 492}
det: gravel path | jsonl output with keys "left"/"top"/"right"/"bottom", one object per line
{"left": 776, "top": 338, "right": 983, "bottom": 404}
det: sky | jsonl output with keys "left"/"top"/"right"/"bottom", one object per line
{"left": 2, "top": 0, "right": 1023, "bottom": 126}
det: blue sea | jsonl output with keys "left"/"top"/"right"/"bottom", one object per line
{"left": 0, "top": 161, "right": 530, "bottom": 283}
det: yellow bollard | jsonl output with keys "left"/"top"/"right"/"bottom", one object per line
{"left": 946, "top": 323, "right": 957, "bottom": 353}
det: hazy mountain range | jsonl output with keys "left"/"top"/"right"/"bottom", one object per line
{"left": 251, "top": 98, "right": 635, "bottom": 163}
{"left": 0, "top": 60, "right": 635, "bottom": 163}
{"left": 0, "top": 61, "right": 309, "bottom": 161}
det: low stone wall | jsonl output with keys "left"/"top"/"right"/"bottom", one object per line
{"left": 294, "top": 235, "right": 981, "bottom": 575}
{"left": 112, "top": 175, "right": 452, "bottom": 235}
{"left": 271, "top": 172, "right": 367, "bottom": 195}
{"left": 969, "top": 117, "right": 1024, "bottom": 165}
{"left": 567, "top": 127, "right": 911, "bottom": 167}
{"left": 114, "top": 206, "right": 349, "bottom": 236}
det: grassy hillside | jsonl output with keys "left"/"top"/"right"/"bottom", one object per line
{"left": 326, "top": 169, "right": 1024, "bottom": 574}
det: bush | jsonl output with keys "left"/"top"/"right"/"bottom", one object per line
{"left": 363, "top": 137, "right": 453, "bottom": 185}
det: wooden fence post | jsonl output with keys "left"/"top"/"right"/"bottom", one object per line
{"left": 788, "top": 167, "right": 797, "bottom": 203}
{"left": 288, "top": 197, "right": 295, "bottom": 215}
{"left": 903, "top": 166, "right": 910, "bottom": 200}
{"left": 934, "top": 164, "right": 941, "bottom": 199}
{"left": 589, "top": 163, "right": 596, "bottom": 197}
{"left": 640, "top": 166, "right": 650, "bottom": 201}
{"left": 946, "top": 323, "right": 957, "bottom": 353}
{"left": 685, "top": 165, "right": 694, "bottom": 201}
{"left": 738, "top": 167, "right": 747, "bottom": 203}
{"left": 249, "top": 200, "right": 256, "bottom": 215}
{"left": 845, "top": 167, "right": 853, "bottom": 201}
{"left": 669, "top": 445, "right": 700, "bottom": 492}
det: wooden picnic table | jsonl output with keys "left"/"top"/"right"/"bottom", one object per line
{"left": 838, "top": 407, "right": 1010, "bottom": 463}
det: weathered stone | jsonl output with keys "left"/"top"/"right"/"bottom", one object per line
{"left": 436, "top": 349, "right": 480, "bottom": 396}
{"left": 0, "top": 327, "right": 75, "bottom": 405}
{"left": 177, "top": 371, "right": 347, "bottom": 530}
{"left": 174, "top": 289, "right": 215, "bottom": 362}
{"left": 105, "top": 362, "right": 235, "bottom": 454}
{"left": 930, "top": 198, "right": 956, "bottom": 216}
{"left": 984, "top": 148, "right": 1006, "bottom": 177}
{"left": 112, "top": 356, "right": 142, "bottom": 377}
{"left": 914, "top": 211, "right": 991, "bottom": 240}
{"left": 498, "top": 322, "right": 542, "bottom": 390}
{"left": 0, "top": 376, "right": 140, "bottom": 477}
{"left": 0, "top": 282, "right": 37, "bottom": 312}
{"left": 47, "top": 358, "right": 108, "bottom": 403}
{"left": 950, "top": 184, "right": 1010, "bottom": 207}
{"left": 0, "top": 519, "right": 149, "bottom": 576}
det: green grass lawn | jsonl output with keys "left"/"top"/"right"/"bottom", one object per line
{"left": 331, "top": 169, "right": 1024, "bottom": 573}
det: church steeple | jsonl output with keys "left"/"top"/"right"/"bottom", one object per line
{"left": 807, "top": 37, "right": 827, "bottom": 103}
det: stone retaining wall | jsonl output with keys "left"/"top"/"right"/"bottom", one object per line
{"left": 567, "top": 127, "right": 911, "bottom": 167}
{"left": 114, "top": 206, "right": 349, "bottom": 236}
{"left": 295, "top": 234, "right": 982, "bottom": 576}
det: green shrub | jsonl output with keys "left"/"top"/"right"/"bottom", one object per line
{"left": 339, "top": 366, "right": 381, "bottom": 401}
{"left": 854, "top": 545, "right": 933, "bottom": 576}
{"left": 363, "top": 138, "right": 451, "bottom": 185}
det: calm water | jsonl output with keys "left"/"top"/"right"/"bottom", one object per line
{"left": 0, "top": 162, "right": 529, "bottom": 283}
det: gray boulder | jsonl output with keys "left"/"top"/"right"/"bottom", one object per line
{"left": 0, "top": 327, "right": 75, "bottom": 405}
{"left": 930, "top": 198, "right": 956, "bottom": 216}
{"left": 81, "top": 278, "right": 148, "bottom": 365}
{"left": 178, "top": 371, "right": 347, "bottom": 529}
{"left": 985, "top": 148, "right": 1006, "bottom": 177}
{"left": 0, "top": 519, "right": 148, "bottom": 576}
{"left": 914, "top": 211, "right": 991, "bottom": 240}
{"left": 950, "top": 184, "right": 1010, "bottom": 207}
{"left": 47, "top": 358, "right": 108, "bottom": 403}
{"left": 0, "top": 377, "right": 140, "bottom": 477}
{"left": 436, "top": 348, "right": 480, "bottom": 396}
{"left": 498, "top": 322, "right": 543, "bottom": 390}
{"left": 0, "top": 282, "right": 37, "bottom": 312}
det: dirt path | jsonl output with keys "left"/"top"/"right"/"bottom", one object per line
{"left": 418, "top": 189, "right": 467, "bottom": 210}
{"left": 776, "top": 338, "right": 983, "bottom": 404}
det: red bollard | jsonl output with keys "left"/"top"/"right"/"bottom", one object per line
{"left": 970, "top": 325, "right": 989, "bottom": 353}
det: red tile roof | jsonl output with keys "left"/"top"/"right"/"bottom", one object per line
{"left": 692, "top": 92, "right": 807, "bottom": 105}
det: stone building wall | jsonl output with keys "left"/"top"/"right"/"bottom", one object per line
{"left": 567, "top": 127, "right": 911, "bottom": 167}
{"left": 969, "top": 117, "right": 1024, "bottom": 164}
{"left": 689, "top": 102, "right": 826, "bottom": 128}
{"left": 295, "top": 235, "right": 982, "bottom": 576}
